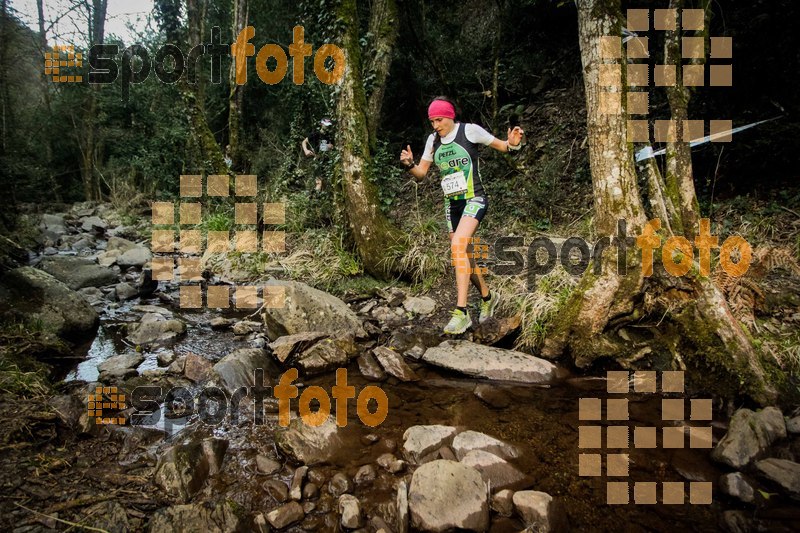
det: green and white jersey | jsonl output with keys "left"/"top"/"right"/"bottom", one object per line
{"left": 421, "top": 123, "right": 495, "bottom": 200}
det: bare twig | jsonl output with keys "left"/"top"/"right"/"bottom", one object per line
{"left": 14, "top": 502, "right": 110, "bottom": 533}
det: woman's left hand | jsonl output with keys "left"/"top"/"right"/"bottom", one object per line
{"left": 507, "top": 126, "right": 524, "bottom": 148}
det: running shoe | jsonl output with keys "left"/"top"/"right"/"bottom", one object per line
{"left": 443, "top": 308, "right": 472, "bottom": 335}
{"left": 479, "top": 291, "right": 499, "bottom": 323}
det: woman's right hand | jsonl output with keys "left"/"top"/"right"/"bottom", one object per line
{"left": 400, "top": 145, "right": 414, "bottom": 167}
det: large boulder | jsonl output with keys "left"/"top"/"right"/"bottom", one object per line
{"left": 422, "top": 340, "right": 557, "bottom": 383}
{"left": 116, "top": 246, "right": 152, "bottom": 268}
{"left": 408, "top": 460, "right": 489, "bottom": 532}
{"left": 260, "top": 280, "right": 366, "bottom": 339}
{"left": 711, "top": 407, "right": 787, "bottom": 468}
{"left": 127, "top": 313, "right": 186, "bottom": 346}
{"left": 452, "top": 431, "right": 519, "bottom": 461}
{"left": 459, "top": 450, "right": 529, "bottom": 492}
{"left": 39, "top": 214, "right": 68, "bottom": 243}
{"left": 212, "top": 348, "right": 272, "bottom": 394}
{"left": 275, "top": 415, "right": 347, "bottom": 465}
{"left": 148, "top": 501, "right": 244, "bottom": 533}
{"left": 754, "top": 458, "right": 800, "bottom": 497}
{"left": 0, "top": 267, "right": 98, "bottom": 341}
{"left": 38, "top": 256, "right": 118, "bottom": 290}
{"left": 97, "top": 353, "right": 144, "bottom": 381}
{"left": 402, "top": 425, "right": 458, "bottom": 464}
{"left": 373, "top": 347, "right": 419, "bottom": 382}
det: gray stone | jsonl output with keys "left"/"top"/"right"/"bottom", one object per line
{"left": 460, "top": 450, "right": 529, "bottom": 492}
{"left": 402, "top": 296, "right": 436, "bottom": 316}
{"left": 127, "top": 313, "right": 186, "bottom": 345}
{"left": 81, "top": 216, "right": 107, "bottom": 232}
{"left": 154, "top": 438, "right": 228, "bottom": 502}
{"left": 513, "top": 491, "right": 560, "bottom": 532}
{"left": 339, "top": 494, "right": 362, "bottom": 529}
{"left": 264, "top": 479, "right": 290, "bottom": 502}
{"left": 212, "top": 348, "right": 270, "bottom": 394}
{"left": 452, "top": 430, "right": 519, "bottom": 461}
{"left": 396, "top": 480, "right": 409, "bottom": 533}
{"left": 721, "top": 510, "right": 750, "bottom": 533}
{"left": 72, "top": 238, "right": 92, "bottom": 251}
{"left": 720, "top": 472, "right": 755, "bottom": 503}
{"left": 97, "top": 353, "right": 144, "bottom": 381}
{"left": 491, "top": 489, "right": 515, "bottom": 517}
{"left": 39, "top": 214, "right": 67, "bottom": 243}
{"left": 260, "top": 280, "right": 366, "bottom": 339}
{"left": 184, "top": 353, "right": 213, "bottom": 383}
{"left": 107, "top": 236, "right": 137, "bottom": 254}
{"left": 422, "top": 340, "right": 557, "bottom": 383}
{"left": 290, "top": 466, "right": 308, "bottom": 500}
{"left": 294, "top": 337, "right": 355, "bottom": 375}
{"left": 712, "top": 407, "right": 787, "bottom": 468}
{"left": 0, "top": 267, "right": 98, "bottom": 342}
{"left": 303, "top": 482, "right": 319, "bottom": 500}
{"left": 373, "top": 347, "right": 418, "bottom": 382}
{"left": 269, "top": 331, "right": 329, "bottom": 363}
{"left": 39, "top": 256, "right": 118, "bottom": 290}
{"left": 116, "top": 246, "right": 152, "bottom": 268}
{"left": 156, "top": 350, "right": 176, "bottom": 367}
{"left": 473, "top": 384, "right": 511, "bottom": 409}
{"left": 358, "top": 352, "right": 386, "bottom": 381}
{"left": 266, "top": 501, "right": 304, "bottom": 529}
{"left": 132, "top": 305, "right": 173, "bottom": 317}
{"left": 256, "top": 455, "right": 281, "bottom": 475}
{"left": 377, "top": 453, "right": 405, "bottom": 474}
{"left": 115, "top": 282, "right": 138, "bottom": 301}
{"left": 408, "top": 460, "right": 489, "bottom": 532}
{"left": 786, "top": 416, "right": 800, "bottom": 434}
{"left": 354, "top": 464, "right": 376, "bottom": 486}
{"left": 148, "top": 501, "right": 243, "bottom": 533}
{"left": 275, "top": 415, "right": 345, "bottom": 465}
{"left": 209, "top": 317, "right": 233, "bottom": 330}
{"left": 402, "top": 425, "right": 458, "bottom": 464}
{"left": 328, "top": 472, "right": 353, "bottom": 497}
{"left": 754, "top": 458, "right": 800, "bottom": 496}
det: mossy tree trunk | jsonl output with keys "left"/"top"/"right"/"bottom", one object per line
{"left": 227, "top": 0, "right": 247, "bottom": 168}
{"left": 336, "top": 0, "right": 405, "bottom": 279}
{"left": 543, "top": 0, "right": 774, "bottom": 405}
{"left": 364, "top": 0, "right": 398, "bottom": 151}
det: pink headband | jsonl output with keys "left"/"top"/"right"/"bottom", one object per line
{"left": 428, "top": 100, "right": 456, "bottom": 119}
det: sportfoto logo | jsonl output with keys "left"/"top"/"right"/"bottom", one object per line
{"left": 51, "top": 25, "right": 345, "bottom": 100}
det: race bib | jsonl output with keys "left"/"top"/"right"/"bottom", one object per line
{"left": 441, "top": 171, "right": 467, "bottom": 196}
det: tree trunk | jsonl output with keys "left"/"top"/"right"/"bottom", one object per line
{"left": 36, "top": 0, "right": 61, "bottom": 201}
{"left": 227, "top": 0, "right": 247, "bottom": 167}
{"left": 364, "top": 0, "right": 398, "bottom": 150}
{"left": 543, "top": 0, "right": 774, "bottom": 405}
{"left": 80, "top": 0, "right": 107, "bottom": 201}
{"left": 336, "top": 0, "right": 405, "bottom": 279}
{"left": 0, "top": 0, "right": 12, "bottom": 157}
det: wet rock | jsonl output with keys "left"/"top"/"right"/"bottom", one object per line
{"left": 473, "top": 384, "right": 511, "bottom": 409}
{"left": 133, "top": 304, "right": 173, "bottom": 317}
{"left": 78, "top": 286, "right": 106, "bottom": 306}
{"left": 168, "top": 356, "right": 186, "bottom": 374}
{"left": 275, "top": 415, "right": 345, "bottom": 465}
{"left": 408, "top": 460, "right": 489, "bottom": 532}
{"left": 154, "top": 438, "right": 228, "bottom": 502}
{"left": 328, "top": 472, "right": 353, "bottom": 497}
{"left": 302, "top": 502, "right": 316, "bottom": 514}
{"left": 107, "top": 236, "right": 137, "bottom": 254}
{"left": 115, "top": 282, "right": 138, "bottom": 301}
{"left": 402, "top": 425, "right": 458, "bottom": 464}
{"left": 0, "top": 267, "right": 99, "bottom": 342}
{"left": 260, "top": 280, "right": 366, "bottom": 339}
{"left": 116, "top": 246, "right": 152, "bottom": 268}
{"left": 212, "top": 348, "right": 271, "bottom": 394}
{"left": 354, "top": 464, "right": 376, "bottom": 486}
{"left": 491, "top": 489, "right": 514, "bottom": 517}
{"left": 512, "top": 491, "right": 562, "bottom": 532}
{"left": 269, "top": 331, "right": 329, "bottom": 363}
{"left": 49, "top": 394, "right": 85, "bottom": 429}
{"left": 98, "top": 353, "right": 144, "bottom": 381}
{"left": 264, "top": 479, "right": 289, "bottom": 502}
{"left": 294, "top": 337, "right": 353, "bottom": 375}
{"left": 256, "top": 455, "right": 281, "bottom": 475}
{"left": 786, "top": 416, "right": 800, "bottom": 434}
{"left": 472, "top": 315, "right": 522, "bottom": 346}
{"left": 460, "top": 450, "right": 529, "bottom": 492}
{"left": 377, "top": 453, "right": 405, "bottom": 474}
{"left": 403, "top": 296, "right": 436, "bottom": 316}
{"left": 184, "top": 353, "right": 213, "bottom": 383}
{"left": 232, "top": 320, "right": 255, "bottom": 336}
{"left": 720, "top": 472, "right": 755, "bottom": 503}
{"left": 303, "top": 482, "right": 319, "bottom": 500}
{"left": 452, "top": 430, "right": 519, "bottom": 461}
{"left": 148, "top": 501, "right": 244, "bottom": 533}
{"left": 209, "top": 317, "right": 233, "bottom": 330}
{"left": 396, "top": 480, "right": 409, "bottom": 533}
{"left": 380, "top": 287, "right": 406, "bottom": 307}
{"left": 712, "top": 407, "right": 787, "bottom": 468}
{"left": 308, "top": 469, "right": 326, "bottom": 486}
{"left": 80, "top": 216, "right": 107, "bottom": 232}
{"left": 422, "top": 340, "right": 557, "bottom": 383}
{"left": 721, "top": 510, "right": 750, "bottom": 533}
{"left": 156, "top": 350, "right": 175, "bottom": 367}
{"left": 127, "top": 313, "right": 186, "bottom": 346}
{"left": 72, "top": 237, "right": 92, "bottom": 251}
{"left": 290, "top": 466, "right": 308, "bottom": 500}
{"left": 39, "top": 256, "right": 118, "bottom": 290}
{"left": 357, "top": 352, "right": 386, "bottom": 381}
{"left": 754, "top": 458, "right": 800, "bottom": 496}
{"left": 265, "top": 501, "right": 305, "bottom": 529}
{"left": 373, "top": 347, "right": 418, "bottom": 382}
{"left": 39, "top": 213, "right": 67, "bottom": 242}
{"left": 339, "top": 494, "right": 362, "bottom": 529}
